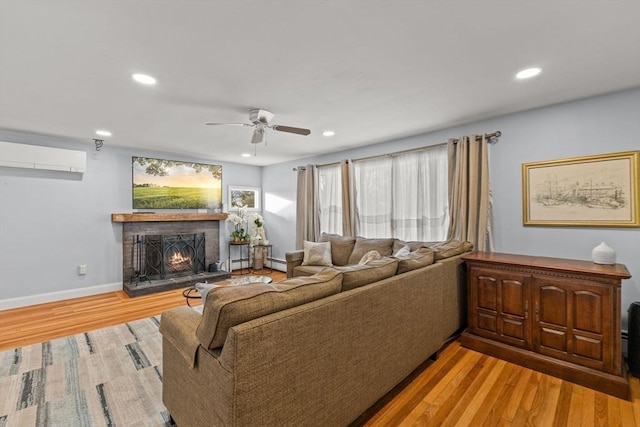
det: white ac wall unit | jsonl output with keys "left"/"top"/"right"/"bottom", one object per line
{"left": 0, "top": 141, "right": 87, "bottom": 173}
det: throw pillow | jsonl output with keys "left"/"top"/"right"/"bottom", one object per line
{"left": 302, "top": 241, "right": 333, "bottom": 266}
{"left": 393, "top": 240, "right": 426, "bottom": 253}
{"left": 392, "top": 245, "right": 410, "bottom": 258}
{"left": 358, "top": 250, "right": 381, "bottom": 265}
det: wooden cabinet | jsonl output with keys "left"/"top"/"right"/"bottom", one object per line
{"left": 461, "top": 252, "right": 631, "bottom": 399}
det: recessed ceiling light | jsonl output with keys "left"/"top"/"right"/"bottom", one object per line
{"left": 95, "top": 130, "right": 112, "bottom": 137}
{"left": 131, "top": 73, "right": 157, "bottom": 85}
{"left": 516, "top": 67, "right": 542, "bottom": 80}
{"left": 322, "top": 130, "right": 335, "bottom": 137}
{"left": 241, "top": 153, "right": 251, "bottom": 158}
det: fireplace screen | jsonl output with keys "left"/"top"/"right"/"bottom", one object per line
{"left": 131, "top": 233, "right": 205, "bottom": 284}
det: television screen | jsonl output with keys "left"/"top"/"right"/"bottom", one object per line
{"left": 132, "top": 157, "right": 222, "bottom": 209}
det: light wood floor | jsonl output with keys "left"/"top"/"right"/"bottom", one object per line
{"left": 1, "top": 272, "right": 639, "bottom": 426}
{"left": 0, "top": 271, "right": 287, "bottom": 351}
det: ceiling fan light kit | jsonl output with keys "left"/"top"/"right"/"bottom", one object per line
{"left": 206, "top": 109, "right": 311, "bottom": 152}
{"left": 250, "top": 125, "right": 266, "bottom": 145}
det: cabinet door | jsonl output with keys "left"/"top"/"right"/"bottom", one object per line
{"left": 532, "top": 275, "right": 614, "bottom": 373}
{"left": 468, "top": 266, "right": 531, "bottom": 348}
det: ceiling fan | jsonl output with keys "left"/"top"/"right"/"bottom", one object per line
{"left": 206, "top": 109, "right": 311, "bottom": 146}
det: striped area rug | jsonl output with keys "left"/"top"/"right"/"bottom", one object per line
{"left": 0, "top": 316, "right": 172, "bottom": 427}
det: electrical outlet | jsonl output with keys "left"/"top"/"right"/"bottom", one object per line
{"left": 78, "top": 264, "right": 87, "bottom": 275}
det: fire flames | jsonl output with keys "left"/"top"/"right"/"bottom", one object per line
{"left": 169, "top": 251, "right": 192, "bottom": 270}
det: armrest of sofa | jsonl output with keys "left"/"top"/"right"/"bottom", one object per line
{"left": 159, "top": 306, "right": 203, "bottom": 369}
{"left": 285, "top": 250, "right": 304, "bottom": 278}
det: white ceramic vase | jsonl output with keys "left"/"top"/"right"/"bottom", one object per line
{"left": 591, "top": 242, "right": 616, "bottom": 265}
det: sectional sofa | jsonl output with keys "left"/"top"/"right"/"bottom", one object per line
{"left": 159, "top": 235, "right": 472, "bottom": 426}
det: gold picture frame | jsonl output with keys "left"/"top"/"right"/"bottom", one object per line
{"left": 522, "top": 150, "right": 639, "bottom": 227}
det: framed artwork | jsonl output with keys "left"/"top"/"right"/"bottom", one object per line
{"left": 228, "top": 186, "right": 261, "bottom": 211}
{"left": 132, "top": 157, "right": 222, "bottom": 209}
{"left": 522, "top": 151, "right": 639, "bottom": 227}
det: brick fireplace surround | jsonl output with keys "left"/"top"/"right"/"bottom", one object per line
{"left": 111, "top": 213, "right": 230, "bottom": 297}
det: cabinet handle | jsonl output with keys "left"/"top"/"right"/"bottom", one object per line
{"left": 524, "top": 300, "right": 528, "bottom": 319}
{"left": 535, "top": 304, "right": 540, "bottom": 322}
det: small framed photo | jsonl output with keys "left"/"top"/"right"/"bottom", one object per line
{"left": 522, "top": 150, "right": 639, "bottom": 227}
{"left": 228, "top": 186, "right": 261, "bottom": 211}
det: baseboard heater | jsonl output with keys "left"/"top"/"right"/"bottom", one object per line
{"left": 0, "top": 141, "right": 87, "bottom": 173}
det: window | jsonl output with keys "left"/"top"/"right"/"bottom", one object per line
{"left": 390, "top": 146, "right": 449, "bottom": 241}
{"left": 352, "top": 144, "right": 449, "bottom": 240}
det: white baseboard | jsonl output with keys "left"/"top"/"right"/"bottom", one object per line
{"left": 0, "top": 282, "right": 122, "bottom": 311}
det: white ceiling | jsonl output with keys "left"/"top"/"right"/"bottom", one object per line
{"left": 1, "top": 1, "right": 639, "bottom": 166}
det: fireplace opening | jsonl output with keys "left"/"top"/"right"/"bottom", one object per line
{"left": 131, "top": 232, "right": 206, "bottom": 284}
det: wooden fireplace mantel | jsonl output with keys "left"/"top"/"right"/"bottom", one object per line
{"left": 111, "top": 212, "right": 228, "bottom": 223}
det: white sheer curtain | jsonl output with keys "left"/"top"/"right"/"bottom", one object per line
{"left": 352, "top": 145, "right": 448, "bottom": 240}
{"left": 354, "top": 157, "right": 393, "bottom": 237}
{"left": 318, "top": 163, "right": 343, "bottom": 235}
{"left": 392, "top": 145, "right": 449, "bottom": 241}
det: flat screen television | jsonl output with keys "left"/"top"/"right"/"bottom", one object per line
{"left": 132, "top": 157, "right": 222, "bottom": 210}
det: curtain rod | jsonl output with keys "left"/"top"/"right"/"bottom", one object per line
{"left": 293, "top": 130, "right": 501, "bottom": 171}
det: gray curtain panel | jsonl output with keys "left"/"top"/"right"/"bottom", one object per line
{"left": 447, "top": 134, "right": 491, "bottom": 251}
{"left": 296, "top": 165, "right": 320, "bottom": 249}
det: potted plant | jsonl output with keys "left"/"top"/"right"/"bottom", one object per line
{"left": 227, "top": 198, "right": 248, "bottom": 242}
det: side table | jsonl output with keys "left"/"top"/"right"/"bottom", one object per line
{"left": 228, "top": 241, "right": 250, "bottom": 275}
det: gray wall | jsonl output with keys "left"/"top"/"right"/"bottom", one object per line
{"left": 0, "top": 130, "right": 261, "bottom": 304}
{"left": 262, "top": 88, "right": 640, "bottom": 328}
{"left": 2, "top": 89, "right": 638, "bottom": 327}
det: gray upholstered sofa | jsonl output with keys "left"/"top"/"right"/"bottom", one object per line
{"left": 159, "top": 235, "right": 472, "bottom": 426}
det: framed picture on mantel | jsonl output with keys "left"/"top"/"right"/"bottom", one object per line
{"left": 522, "top": 150, "right": 639, "bottom": 227}
{"left": 228, "top": 186, "right": 261, "bottom": 211}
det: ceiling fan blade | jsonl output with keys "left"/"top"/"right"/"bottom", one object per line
{"left": 272, "top": 125, "right": 311, "bottom": 136}
{"left": 205, "top": 122, "right": 253, "bottom": 127}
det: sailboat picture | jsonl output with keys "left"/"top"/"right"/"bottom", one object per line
{"left": 522, "top": 151, "right": 639, "bottom": 227}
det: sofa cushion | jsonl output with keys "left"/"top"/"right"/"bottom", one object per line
{"left": 319, "top": 233, "right": 356, "bottom": 266}
{"left": 347, "top": 237, "right": 395, "bottom": 265}
{"left": 431, "top": 240, "right": 474, "bottom": 260}
{"left": 301, "top": 240, "right": 333, "bottom": 266}
{"left": 395, "top": 246, "right": 435, "bottom": 274}
{"left": 197, "top": 268, "right": 343, "bottom": 349}
{"left": 292, "top": 265, "right": 326, "bottom": 277}
{"left": 336, "top": 257, "right": 398, "bottom": 291}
